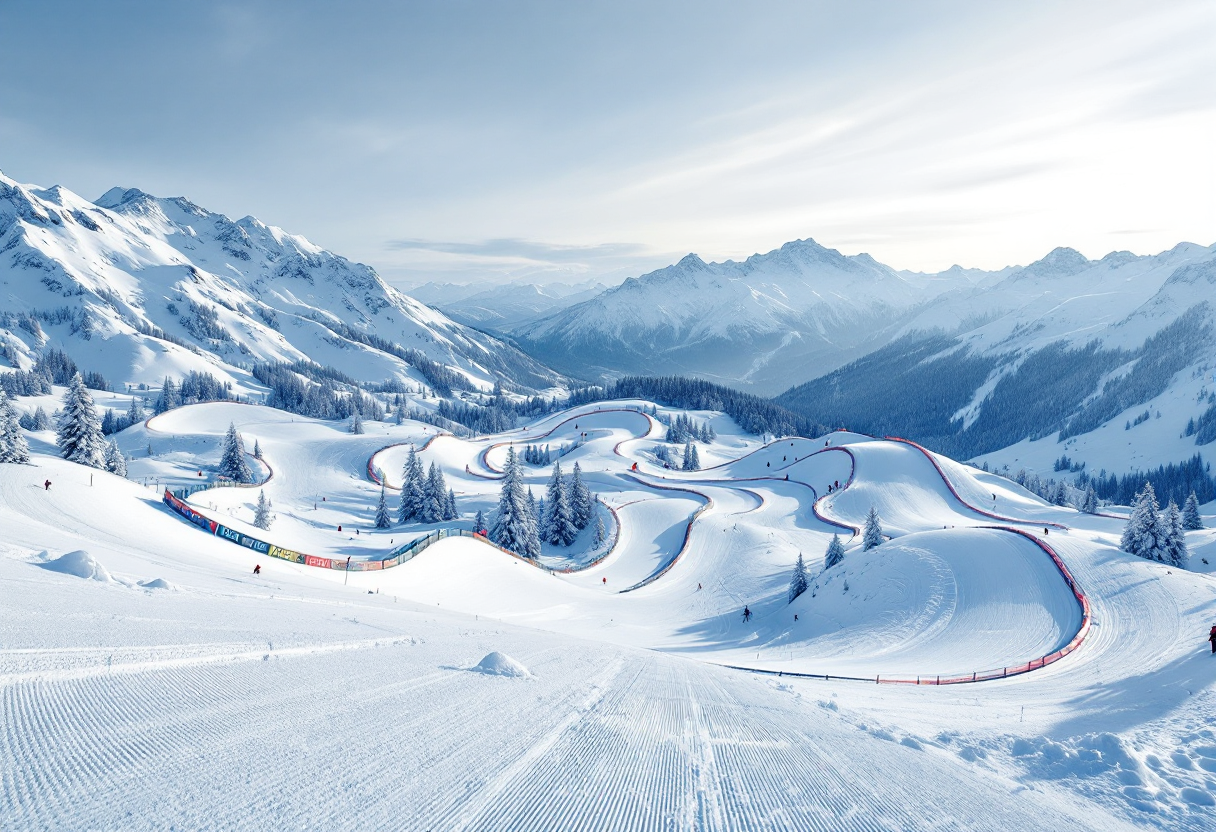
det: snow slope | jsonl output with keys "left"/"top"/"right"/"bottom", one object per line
{"left": 3, "top": 399, "right": 1216, "bottom": 830}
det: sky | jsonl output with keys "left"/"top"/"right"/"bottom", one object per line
{"left": 1, "top": 1, "right": 1213, "bottom": 288}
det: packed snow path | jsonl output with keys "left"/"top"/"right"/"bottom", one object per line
{"left": 3, "top": 400, "right": 1215, "bottom": 830}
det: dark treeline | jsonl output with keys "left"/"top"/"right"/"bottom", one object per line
{"left": 253, "top": 361, "right": 385, "bottom": 421}
{"left": 1082, "top": 454, "right": 1214, "bottom": 507}
{"left": 775, "top": 305, "right": 1213, "bottom": 460}
{"left": 572, "top": 375, "right": 824, "bottom": 438}
{"left": 313, "top": 319, "right": 472, "bottom": 396}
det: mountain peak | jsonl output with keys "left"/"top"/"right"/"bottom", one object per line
{"left": 95, "top": 186, "right": 154, "bottom": 209}
{"left": 1013, "top": 246, "right": 1091, "bottom": 281}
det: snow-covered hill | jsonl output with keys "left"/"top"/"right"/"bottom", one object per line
{"left": 0, "top": 171, "right": 562, "bottom": 394}
{"left": 512, "top": 239, "right": 978, "bottom": 391}
{"left": 4, "top": 397, "right": 1215, "bottom": 829}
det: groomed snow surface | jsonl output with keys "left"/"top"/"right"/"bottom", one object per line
{"left": 2, "top": 400, "right": 1215, "bottom": 830}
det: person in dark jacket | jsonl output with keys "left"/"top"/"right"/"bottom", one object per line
{"left": 1209, "top": 625, "right": 1216, "bottom": 654}
{"left": 742, "top": 606, "right": 751, "bottom": 623}
{"left": 253, "top": 564, "right": 261, "bottom": 575}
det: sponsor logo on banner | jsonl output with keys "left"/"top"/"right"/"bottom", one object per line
{"left": 268, "top": 545, "right": 303, "bottom": 563}
{"left": 304, "top": 555, "right": 332, "bottom": 569}
{"left": 216, "top": 525, "right": 241, "bottom": 543}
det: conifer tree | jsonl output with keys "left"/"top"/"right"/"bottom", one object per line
{"left": 104, "top": 439, "right": 127, "bottom": 477}
{"left": 824, "top": 534, "right": 845, "bottom": 569}
{"left": 1162, "top": 500, "right": 1188, "bottom": 568}
{"left": 1121, "top": 482, "right": 1167, "bottom": 561}
{"left": 156, "top": 376, "right": 180, "bottom": 414}
{"left": 375, "top": 485, "right": 392, "bottom": 529}
{"left": 1080, "top": 483, "right": 1098, "bottom": 514}
{"left": 682, "top": 441, "right": 700, "bottom": 471}
{"left": 1182, "top": 491, "right": 1203, "bottom": 530}
{"left": 56, "top": 373, "right": 106, "bottom": 468}
{"left": 350, "top": 411, "right": 364, "bottom": 434}
{"left": 422, "top": 461, "right": 447, "bottom": 523}
{"left": 0, "top": 390, "right": 30, "bottom": 464}
{"left": 862, "top": 506, "right": 883, "bottom": 550}
{"left": 788, "top": 552, "right": 809, "bottom": 603}
{"left": 398, "top": 446, "right": 425, "bottom": 523}
{"left": 569, "top": 462, "right": 593, "bottom": 529}
{"left": 254, "top": 489, "right": 273, "bottom": 530}
{"left": 445, "top": 488, "right": 458, "bottom": 521}
{"left": 218, "top": 422, "right": 254, "bottom": 483}
{"left": 473, "top": 509, "right": 487, "bottom": 535}
{"left": 593, "top": 513, "right": 606, "bottom": 548}
{"left": 543, "top": 461, "right": 577, "bottom": 546}
{"left": 253, "top": 439, "right": 262, "bottom": 459}
{"left": 127, "top": 395, "right": 145, "bottom": 425}
{"left": 491, "top": 448, "right": 540, "bottom": 557}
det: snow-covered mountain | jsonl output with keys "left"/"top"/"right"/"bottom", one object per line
{"left": 411, "top": 279, "right": 608, "bottom": 330}
{"left": 777, "top": 242, "right": 1216, "bottom": 473}
{"left": 512, "top": 239, "right": 978, "bottom": 391}
{"left": 0, "top": 171, "right": 562, "bottom": 394}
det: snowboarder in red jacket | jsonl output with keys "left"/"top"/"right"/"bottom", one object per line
{"left": 1209, "top": 625, "right": 1216, "bottom": 654}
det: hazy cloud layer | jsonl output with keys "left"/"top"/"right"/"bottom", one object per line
{"left": 1, "top": 1, "right": 1211, "bottom": 286}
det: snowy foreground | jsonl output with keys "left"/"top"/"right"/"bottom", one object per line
{"left": 3, "top": 401, "right": 1216, "bottom": 830}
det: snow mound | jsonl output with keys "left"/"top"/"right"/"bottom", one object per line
{"left": 471, "top": 651, "right": 531, "bottom": 678}
{"left": 138, "top": 578, "right": 177, "bottom": 591}
{"left": 40, "top": 550, "right": 112, "bottom": 582}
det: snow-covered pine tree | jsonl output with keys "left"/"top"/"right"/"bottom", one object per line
{"left": 1080, "top": 483, "right": 1098, "bottom": 514}
{"left": 253, "top": 439, "right": 262, "bottom": 459}
{"left": 473, "top": 509, "right": 487, "bottom": 535}
{"left": 862, "top": 506, "right": 883, "bottom": 550}
{"left": 104, "top": 439, "right": 127, "bottom": 477}
{"left": 22, "top": 405, "right": 51, "bottom": 431}
{"left": 1183, "top": 491, "right": 1203, "bottom": 530}
{"left": 543, "top": 461, "right": 578, "bottom": 546}
{"left": 491, "top": 448, "right": 540, "bottom": 557}
{"left": 788, "top": 553, "right": 809, "bottom": 603}
{"left": 1051, "top": 481, "right": 1069, "bottom": 507}
{"left": 394, "top": 405, "right": 406, "bottom": 426}
{"left": 445, "top": 488, "right": 458, "bottom": 521}
{"left": 254, "top": 489, "right": 273, "bottom": 530}
{"left": 218, "top": 422, "right": 255, "bottom": 483}
{"left": 1162, "top": 500, "right": 1188, "bottom": 568}
{"left": 569, "top": 462, "right": 592, "bottom": 529}
{"left": 156, "top": 376, "right": 180, "bottom": 414}
{"left": 375, "top": 485, "right": 392, "bottom": 529}
{"left": 593, "top": 513, "right": 606, "bottom": 548}
{"left": 56, "top": 373, "right": 106, "bottom": 468}
{"left": 350, "top": 411, "right": 364, "bottom": 434}
{"left": 0, "top": 390, "right": 30, "bottom": 464}
{"left": 824, "top": 535, "right": 845, "bottom": 569}
{"left": 1121, "top": 482, "right": 1166, "bottom": 561}
{"left": 398, "top": 446, "right": 425, "bottom": 523}
{"left": 127, "top": 395, "right": 145, "bottom": 425}
{"left": 682, "top": 441, "right": 700, "bottom": 471}
{"left": 422, "top": 462, "right": 447, "bottom": 523}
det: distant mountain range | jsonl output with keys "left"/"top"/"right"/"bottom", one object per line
{"left": 0, "top": 171, "right": 562, "bottom": 395}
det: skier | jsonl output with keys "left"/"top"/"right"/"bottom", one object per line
{"left": 697, "top": 582, "right": 702, "bottom": 591}
{"left": 43, "top": 479, "right": 51, "bottom": 491}
{"left": 253, "top": 564, "right": 261, "bottom": 575}
{"left": 1209, "top": 625, "right": 1216, "bottom": 654}
{"left": 742, "top": 606, "right": 752, "bottom": 623}
{"left": 1044, "top": 527, "right": 1050, "bottom": 536}
{"left": 602, "top": 577, "right": 607, "bottom": 585}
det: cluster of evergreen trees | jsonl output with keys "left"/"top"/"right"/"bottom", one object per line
{"left": 681, "top": 442, "right": 700, "bottom": 471}
{"left": 154, "top": 371, "right": 234, "bottom": 414}
{"left": 397, "top": 447, "right": 458, "bottom": 524}
{"left": 52, "top": 374, "right": 127, "bottom": 476}
{"left": 788, "top": 507, "right": 884, "bottom": 604}
{"left": 1085, "top": 454, "right": 1214, "bottom": 507}
{"left": 489, "top": 449, "right": 599, "bottom": 557}
{"left": 538, "top": 460, "right": 594, "bottom": 546}
{"left": 252, "top": 361, "right": 385, "bottom": 422}
{"left": 571, "top": 376, "right": 824, "bottom": 439}
{"left": 0, "top": 348, "right": 100, "bottom": 397}
{"left": 1121, "top": 483, "right": 1189, "bottom": 567}
{"left": 664, "top": 412, "right": 715, "bottom": 444}
{"left": 523, "top": 444, "right": 553, "bottom": 466}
